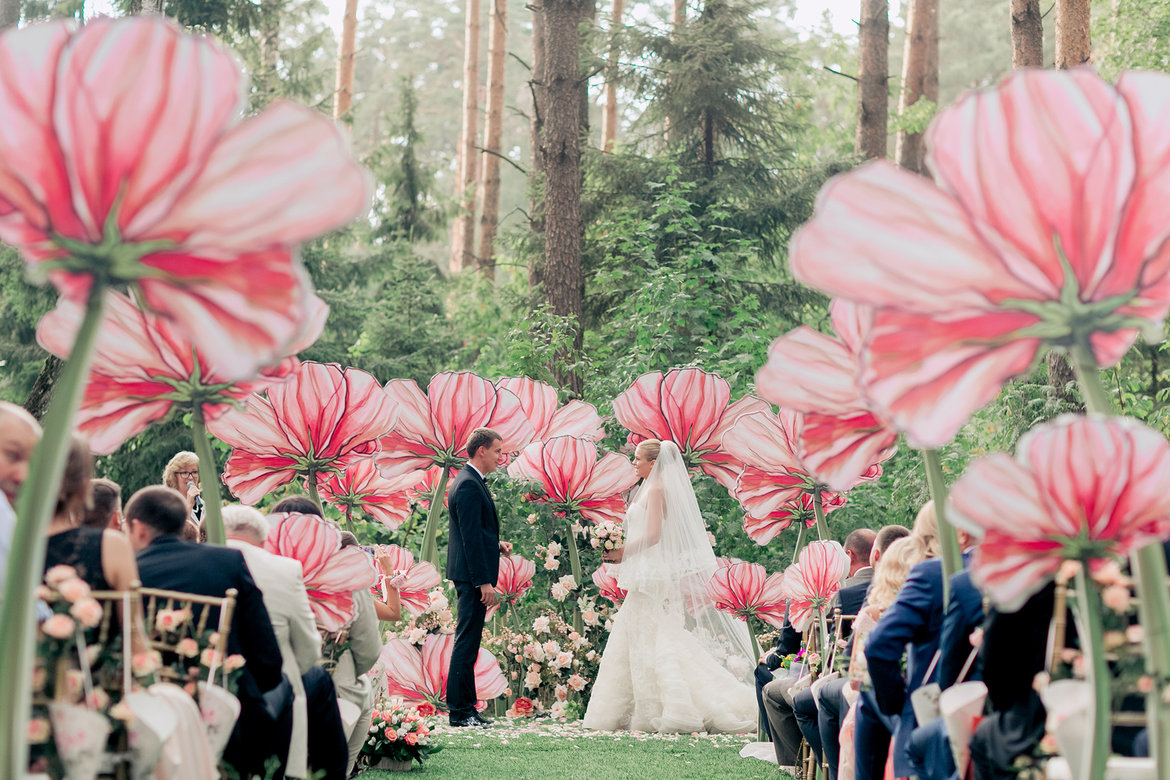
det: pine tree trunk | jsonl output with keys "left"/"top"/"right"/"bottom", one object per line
{"left": 450, "top": 0, "right": 482, "bottom": 273}
{"left": 856, "top": 0, "right": 889, "bottom": 159}
{"left": 601, "top": 0, "right": 623, "bottom": 153}
{"left": 1010, "top": 0, "right": 1044, "bottom": 67}
{"left": 673, "top": 0, "right": 685, "bottom": 28}
{"left": 333, "top": 0, "right": 359, "bottom": 120}
{"left": 24, "top": 356, "right": 63, "bottom": 422}
{"left": 256, "top": 0, "right": 281, "bottom": 105}
{"left": 894, "top": 0, "right": 938, "bottom": 174}
{"left": 537, "top": 0, "right": 588, "bottom": 395}
{"left": 1055, "top": 0, "right": 1091, "bottom": 68}
{"left": 141, "top": 0, "right": 164, "bottom": 12}
{"left": 0, "top": 0, "right": 20, "bottom": 31}
{"left": 528, "top": 0, "right": 548, "bottom": 289}
{"left": 476, "top": 0, "right": 507, "bottom": 278}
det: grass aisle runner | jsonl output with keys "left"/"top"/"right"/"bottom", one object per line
{"left": 356, "top": 718, "right": 796, "bottom": 780}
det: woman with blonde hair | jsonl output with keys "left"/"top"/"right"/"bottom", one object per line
{"left": 162, "top": 451, "right": 203, "bottom": 527}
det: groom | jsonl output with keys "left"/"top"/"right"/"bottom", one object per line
{"left": 446, "top": 427, "right": 512, "bottom": 727}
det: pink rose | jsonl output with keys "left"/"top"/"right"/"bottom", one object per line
{"left": 57, "top": 577, "right": 91, "bottom": 603}
{"left": 69, "top": 597, "right": 103, "bottom": 628}
{"left": 1101, "top": 585, "right": 1131, "bottom": 614}
{"left": 44, "top": 565, "right": 78, "bottom": 588}
{"left": 404, "top": 732, "right": 418, "bottom": 745}
{"left": 568, "top": 674, "right": 586, "bottom": 692}
{"left": 41, "top": 614, "right": 75, "bottom": 640}
{"left": 27, "top": 718, "right": 50, "bottom": 744}
{"left": 176, "top": 638, "right": 200, "bottom": 658}
{"left": 224, "top": 654, "right": 246, "bottom": 671}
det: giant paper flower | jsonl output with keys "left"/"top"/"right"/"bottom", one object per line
{"left": 742, "top": 492, "right": 847, "bottom": 545}
{"left": 0, "top": 18, "right": 370, "bottom": 379}
{"left": 380, "top": 633, "right": 507, "bottom": 709}
{"left": 706, "top": 561, "right": 787, "bottom": 629}
{"left": 496, "top": 555, "right": 537, "bottom": 604}
{"left": 264, "top": 511, "right": 378, "bottom": 631}
{"left": 756, "top": 301, "right": 897, "bottom": 491}
{"left": 318, "top": 456, "right": 413, "bottom": 530}
{"left": 375, "top": 372, "right": 536, "bottom": 481}
{"left": 591, "top": 563, "right": 627, "bottom": 605}
{"left": 37, "top": 290, "right": 327, "bottom": 454}
{"left": 496, "top": 377, "right": 605, "bottom": 442}
{"left": 612, "top": 369, "right": 769, "bottom": 490}
{"left": 722, "top": 409, "right": 825, "bottom": 519}
{"left": 949, "top": 415, "right": 1170, "bottom": 612}
{"left": 207, "top": 362, "right": 397, "bottom": 504}
{"left": 781, "top": 540, "right": 851, "bottom": 632}
{"left": 507, "top": 437, "right": 638, "bottom": 524}
{"left": 372, "top": 544, "right": 441, "bottom": 617}
{"left": 791, "top": 69, "right": 1170, "bottom": 448}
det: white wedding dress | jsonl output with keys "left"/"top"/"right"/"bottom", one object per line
{"left": 583, "top": 444, "right": 757, "bottom": 734}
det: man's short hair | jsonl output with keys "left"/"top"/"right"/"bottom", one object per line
{"left": 875, "top": 524, "right": 912, "bottom": 553}
{"left": 124, "top": 486, "right": 189, "bottom": 537}
{"left": 271, "top": 496, "right": 324, "bottom": 517}
{"left": 465, "top": 427, "right": 502, "bottom": 459}
{"left": 844, "top": 528, "right": 877, "bottom": 562}
{"left": 222, "top": 504, "right": 271, "bottom": 542}
{"left": 81, "top": 478, "right": 121, "bottom": 529}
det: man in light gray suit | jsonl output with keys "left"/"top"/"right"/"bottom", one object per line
{"left": 222, "top": 504, "right": 347, "bottom": 779}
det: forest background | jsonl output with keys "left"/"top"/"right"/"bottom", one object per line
{"left": 1, "top": 0, "right": 1168, "bottom": 572}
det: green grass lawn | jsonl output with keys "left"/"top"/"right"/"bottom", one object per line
{"left": 354, "top": 718, "right": 795, "bottom": 780}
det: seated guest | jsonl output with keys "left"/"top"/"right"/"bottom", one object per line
{"left": 0, "top": 402, "right": 41, "bottom": 591}
{"left": 222, "top": 505, "right": 347, "bottom": 780}
{"left": 81, "top": 478, "right": 122, "bottom": 531}
{"left": 810, "top": 523, "right": 911, "bottom": 780}
{"left": 45, "top": 437, "right": 139, "bottom": 592}
{"left": 762, "top": 528, "right": 877, "bottom": 767}
{"left": 271, "top": 495, "right": 323, "bottom": 516}
{"left": 126, "top": 486, "right": 291, "bottom": 778}
{"left": 864, "top": 505, "right": 974, "bottom": 780}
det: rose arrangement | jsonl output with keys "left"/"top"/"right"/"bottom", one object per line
{"left": 360, "top": 699, "right": 443, "bottom": 767}
{"left": 589, "top": 520, "right": 624, "bottom": 553}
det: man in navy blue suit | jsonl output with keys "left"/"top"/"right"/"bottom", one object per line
{"left": 860, "top": 528, "right": 975, "bottom": 780}
{"left": 127, "top": 485, "right": 291, "bottom": 778}
{"left": 446, "top": 427, "right": 512, "bottom": 728}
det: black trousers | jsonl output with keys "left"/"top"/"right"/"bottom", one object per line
{"left": 303, "top": 666, "right": 350, "bottom": 780}
{"left": 816, "top": 678, "right": 849, "bottom": 780}
{"left": 448, "top": 580, "right": 487, "bottom": 720}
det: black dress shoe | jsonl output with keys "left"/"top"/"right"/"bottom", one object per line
{"left": 471, "top": 713, "right": 493, "bottom": 726}
{"left": 449, "top": 716, "right": 488, "bottom": 728}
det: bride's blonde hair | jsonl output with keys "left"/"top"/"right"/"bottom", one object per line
{"left": 635, "top": 439, "right": 662, "bottom": 461}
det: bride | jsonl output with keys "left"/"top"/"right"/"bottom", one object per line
{"left": 583, "top": 439, "right": 757, "bottom": 733}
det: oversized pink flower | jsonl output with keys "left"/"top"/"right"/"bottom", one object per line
{"left": 406, "top": 466, "right": 454, "bottom": 511}
{"left": 207, "top": 362, "right": 396, "bottom": 504}
{"left": 376, "top": 372, "right": 536, "bottom": 480}
{"left": 373, "top": 544, "right": 441, "bottom": 617}
{"left": 318, "top": 456, "right": 413, "bottom": 530}
{"left": 0, "top": 18, "right": 369, "bottom": 379}
{"left": 264, "top": 512, "right": 378, "bottom": 631}
{"left": 591, "top": 563, "right": 627, "bottom": 605}
{"left": 781, "top": 540, "right": 850, "bottom": 632}
{"left": 612, "top": 369, "right": 769, "bottom": 490}
{"left": 742, "top": 492, "right": 847, "bottom": 545}
{"left": 949, "top": 415, "right": 1170, "bottom": 612}
{"left": 496, "top": 377, "right": 605, "bottom": 441}
{"left": 721, "top": 409, "right": 817, "bottom": 518}
{"left": 497, "top": 555, "right": 537, "bottom": 604}
{"left": 756, "top": 301, "right": 897, "bottom": 491}
{"left": 380, "top": 633, "right": 507, "bottom": 709}
{"left": 507, "top": 437, "right": 638, "bottom": 524}
{"left": 706, "top": 561, "right": 787, "bottom": 629}
{"left": 37, "top": 290, "right": 326, "bottom": 454}
{"left": 791, "top": 69, "right": 1170, "bottom": 449}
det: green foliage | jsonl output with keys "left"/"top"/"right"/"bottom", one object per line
{"left": 1095, "top": 0, "right": 1170, "bottom": 75}
{"left": 0, "top": 247, "right": 55, "bottom": 405}
{"left": 888, "top": 98, "right": 938, "bottom": 135}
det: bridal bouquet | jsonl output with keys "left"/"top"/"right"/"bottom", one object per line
{"left": 589, "top": 521, "right": 624, "bottom": 553}
{"left": 360, "top": 700, "right": 443, "bottom": 768}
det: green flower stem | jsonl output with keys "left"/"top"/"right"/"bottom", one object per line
{"left": 192, "top": 410, "right": 224, "bottom": 546}
{"left": 791, "top": 523, "right": 806, "bottom": 565}
{"left": 811, "top": 490, "right": 829, "bottom": 541}
{"left": 1071, "top": 340, "right": 1170, "bottom": 779}
{"left": 1075, "top": 564, "right": 1111, "bottom": 780}
{"left": 817, "top": 608, "right": 831, "bottom": 662}
{"left": 0, "top": 284, "right": 107, "bottom": 778}
{"left": 418, "top": 467, "right": 450, "bottom": 566}
{"left": 565, "top": 517, "right": 584, "bottom": 634}
{"left": 921, "top": 449, "right": 961, "bottom": 608}
{"left": 748, "top": 622, "right": 764, "bottom": 742}
{"left": 305, "top": 470, "right": 322, "bottom": 509}
{"left": 343, "top": 505, "right": 356, "bottom": 536}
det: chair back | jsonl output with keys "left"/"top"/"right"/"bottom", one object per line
{"left": 139, "top": 585, "right": 237, "bottom": 687}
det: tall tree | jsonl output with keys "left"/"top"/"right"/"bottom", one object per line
{"left": 1010, "top": 0, "right": 1044, "bottom": 67}
{"left": 1054, "top": 0, "right": 1090, "bottom": 67}
{"left": 476, "top": 0, "right": 507, "bottom": 277}
{"left": 894, "top": 0, "right": 938, "bottom": 174}
{"left": 535, "top": 0, "right": 590, "bottom": 395}
{"left": 0, "top": 0, "right": 20, "bottom": 30}
{"left": 451, "top": 0, "right": 482, "bottom": 272}
{"left": 601, "top": 0, "right": 623, "bottom": 152}
{"left": 333, "top": 0, "right": 359, "bottom": 120}
{"left": 856, "top": 0, "right": 889, "bottom": 158}
{"left": 528, "top": 0, "right": 548, "bottom": 288}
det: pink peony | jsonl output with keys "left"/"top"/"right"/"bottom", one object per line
{"left": 40, "top": 614, "right": 75, "bottom": 639}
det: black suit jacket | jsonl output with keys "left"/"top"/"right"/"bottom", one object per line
{"left": 446, "top": 464, "right": 500, "bottom": 586}
{"left": 939, "top": 569, "right": 985, "bottom": 689}
{"left": 136, "top": 536, "right": 284, "bottom": 699}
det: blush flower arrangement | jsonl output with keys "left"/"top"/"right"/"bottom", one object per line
{"left": 359, "top": 699, "right": 443, "bottom": 769}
